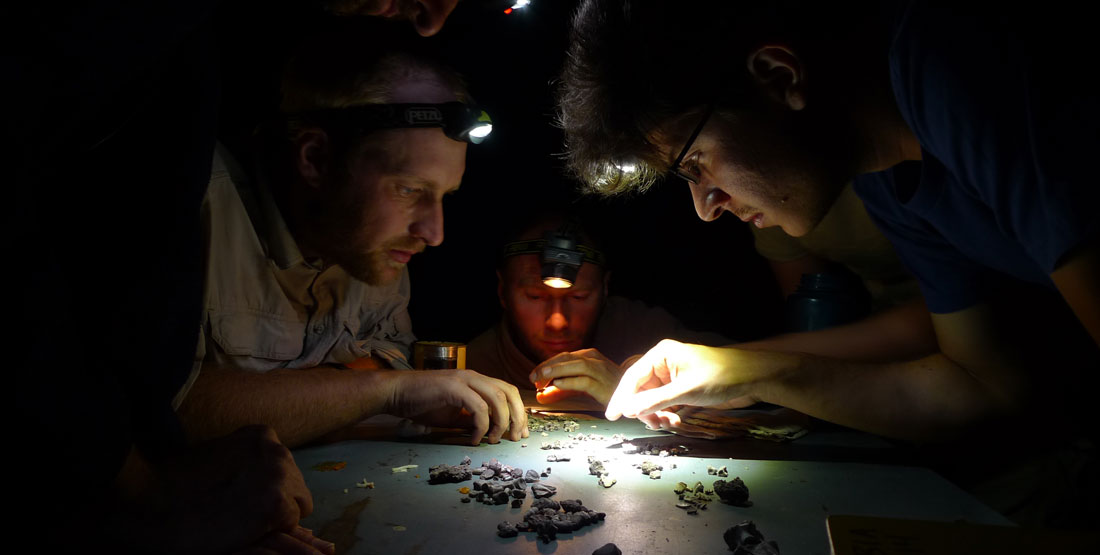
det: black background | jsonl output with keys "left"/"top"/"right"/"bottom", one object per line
{"left": 215, "top": 0, "right": 785, "bottom": 346}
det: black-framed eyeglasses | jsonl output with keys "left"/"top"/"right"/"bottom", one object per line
{"left": 669, "top": 102, "right": 716, "bottom": 184}
{"left": 300, "top": 102, "right": 493, "bottom": 144}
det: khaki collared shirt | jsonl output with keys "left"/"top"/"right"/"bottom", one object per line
{"left": 178, "top": 147, "right": 415, "bottom": 403}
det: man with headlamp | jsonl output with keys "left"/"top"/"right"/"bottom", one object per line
{"left": 468, "top": 211, "right": 729, "bottom": 406}
{"left": 177, "top": 23, "right": 526, "bottom": 451}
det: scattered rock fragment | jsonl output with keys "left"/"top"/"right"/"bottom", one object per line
{"left": 496, "top": 521, "right": 518, "bottom": 538}
{"left": 428, "top": 464, "right": 472, "bottom": 484}
{"left": 714, "top": 477, "right": 753, "bottom": 507}
{"left": 599, "top": 475, "right": 617, "bottom": 488}
{"left": 592, "top": 543, "right": 621, "bottom": 555}
{"left": 723, "top": 521, "right": 780, "bottom": 554}
{"left": 531, "top": 483, "right": 557, "bottom": 498}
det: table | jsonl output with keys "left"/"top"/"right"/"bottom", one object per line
{"left": 295, "top": 409, "right": 1011, "bottom": 555}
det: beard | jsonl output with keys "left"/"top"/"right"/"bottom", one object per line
{"left": 332, "top": 235, "right": 423, "bottom": 286}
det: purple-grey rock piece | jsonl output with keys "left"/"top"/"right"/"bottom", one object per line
{"left": 511, "top": 488, "right": 527, "bottom": 499}
{"left": 531, "top": 483, "right": 557, "bottom": 498}
{"left": 525, "top": 469, "right": 541, "bottom": 482}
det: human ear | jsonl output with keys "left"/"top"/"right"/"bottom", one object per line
{"left": 295, "top": 130, "right": 330, "bottom": 189}
{"left": 746, "top": 45, "right": 806, "bottom": 111}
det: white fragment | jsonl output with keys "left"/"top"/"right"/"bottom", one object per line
{"left": 391, "top": 465, "right": 418, "bottom": 473}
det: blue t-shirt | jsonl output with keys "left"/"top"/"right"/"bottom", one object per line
{"left": 854, "top": 1, "right": 1099, "bottom": 314}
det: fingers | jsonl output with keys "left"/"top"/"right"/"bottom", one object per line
{"left": 605, "top": 350, "right": 664, "bottom": 420}
{"left": 618, "top": 378, "right": 695, "bottom": 418}
{"left": 535, "top": 383, "right": 587, "bottom": 405}
{"left": 500, "top": 379, "right": 527, "bottom": 441}
{"left": 449, "top": 385, "right": 491, "bottom": 446}
{"left": 464, "top": 376, "right": 514, "bottom": 444}
{"left": 289, "top": 527, "right": 336, "bottom": 555}
{"left": 543, "top": 375, "right": 611, "bottom": 405}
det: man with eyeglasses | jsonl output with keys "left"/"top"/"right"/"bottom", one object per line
{"left": 557, "top": 0, "right": 1097, "bottom": 526}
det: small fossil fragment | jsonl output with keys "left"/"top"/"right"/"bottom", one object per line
{"left": 649, "top": 470, "right": 662, "bottom": 480}
{"left": 673, "top": 482, "right": 689, "bottom": 494}
{"left": 638, "top": 460, "right": 663, "bottom": 476}
{"left": 355, "top": 479, "right": 375, "bottom": 489}
{"left": 718, "top": 466, "right": 729, "bottom": 477}
{"left": 723, "top": 520, "right": 780, "bottom": 554}
{"left": 390, "top": 464, "right": 417, "bottom": 473}
{"left": 599, "top": 475, "right": 617, "bottom": 488}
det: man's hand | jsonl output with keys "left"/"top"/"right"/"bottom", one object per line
{"left": 382, "top": 370, "right": 529, "bottom": 445}
{"left": 605, "top": 340, "right": 774, "bottom": 430}
{"left": 529, "top": 348, "right": 626, "bottom": 405}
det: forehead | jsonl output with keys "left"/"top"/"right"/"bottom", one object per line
{"left": 503, "top": 255, "right": 605, "bottom": 288}
{"left": 358, "top": 127, "right": 466, "bottom": 189}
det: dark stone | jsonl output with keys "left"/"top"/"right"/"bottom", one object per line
{"left": 496, "top": 521, "right": 518, "bottom": 538}
{"left": 723, "top": 521, "right": 780, "bottom": 554}
{"left": 559, "top": 499, "right": 584, "bottom": 513}
{"left": 492, "top": 491, "right": 510, "bottom": 505}
{"left": 525, "top": 469, "right": 541, "bottom": 482}
{"left": 460, "top": 455, "right": 472, "bottom": 466}
{"left": 461, "top": 497, "right": 471, "bottom": 503}
{"left": 592, "top": 543, "right": 622, "bottom": 555}
{"left": 511, "top": 478, "right": 526, "bottom": 490}
{"left": 532, "top": 498, "right": 560, "bottom": 511}
{"left": 481, "top": 468, "right": 496, "bottom": 480}
{"left": 511, "top": 498, "right": 523, "bottom": 508}
{"left": 714, "top": 477, "right": 753, "bottom": 507}
{"left": 511, "top": 489, "right": 527, "bottom": 499}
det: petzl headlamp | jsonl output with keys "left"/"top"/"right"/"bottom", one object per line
{"left": 305, "top": 102, "right": 493, "bottom": 144}
{"left": 501, "top": 226, "right": 606, "bottom": 289}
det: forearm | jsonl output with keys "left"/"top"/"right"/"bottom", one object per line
{"left": 748, "top": 352, "right": 1010, "bottom": 442}
{"left": 739, "top": 298, "right": 936, "bottom": 362}
{"left": 177, "top": 365, "right": 392, "bottom": 448}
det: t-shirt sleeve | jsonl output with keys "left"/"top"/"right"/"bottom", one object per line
{"left": 889, "top": 1, "right": 1099, "bottom": 274}
{"left": 854, "top": 171, "right": 988, "bottom": 313}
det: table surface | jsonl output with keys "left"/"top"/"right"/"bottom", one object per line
{"left": 295, "top": 410, "right": 1011, "bottom": 555}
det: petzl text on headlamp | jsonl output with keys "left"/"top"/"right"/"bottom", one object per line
{"left": 501, "top": 228, "right": 606, "bottom": 289}
{"left": 304, "top": 102, "right": 492, "bottom": 144}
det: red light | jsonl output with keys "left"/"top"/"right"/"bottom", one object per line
{"left": 504, "top": 8, "right": 513, "bottom": 14}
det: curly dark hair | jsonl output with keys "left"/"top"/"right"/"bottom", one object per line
{"left": 557, "top": 1, "right": 832, "bottom": 195}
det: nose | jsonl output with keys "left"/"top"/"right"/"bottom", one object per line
{"left": 545, "top": 299, "right": 568, "bottom": 331}
{"left": 411, "top": 0, "right": 459, "bottom": 37}
{"left": 689, "top": 180, "right": 730, "bottom": 222}
{"left": 409, "top": 200, "right": 444, "bottom": 247}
